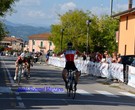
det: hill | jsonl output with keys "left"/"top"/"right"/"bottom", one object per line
{"left": 3, "top": 20, "right": 51, "bottom": 41}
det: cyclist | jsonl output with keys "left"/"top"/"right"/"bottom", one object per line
{"left": 14, "top": 53, "right": 28, "bottom": 80}
{"left": 60, "top": 42, "right": 81, "bottom": 90}
{"left": 25, "top": 52, "right": 33, "bottom": 78}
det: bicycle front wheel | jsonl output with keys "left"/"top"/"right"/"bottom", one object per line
{"left": 18, "top": 71, "right": 21, "bottom": 85}
{"left": 67, "top": 82, "right": 71, "bottom": 97}
{"left": 72, "top": 81, "right": 76, "bottom": 99}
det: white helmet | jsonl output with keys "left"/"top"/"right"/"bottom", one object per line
{"left": 20, "top": 53, "right": 25, "bottom": 58}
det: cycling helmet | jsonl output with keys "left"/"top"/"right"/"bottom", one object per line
{"left": 67, "top": 42, "right": 72, "bottom": 47}
{"left": 20, "top": 53, "right": 25, "bottom": 58}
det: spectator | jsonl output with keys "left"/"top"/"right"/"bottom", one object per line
{"left": 95, "top": 52, "right": 102, "bottom": 62}
{"left": 39, "top": 52, "right": 43, "bottom": 64}
{"left": 101, "top": 54, "right": 106, "bottom": 62}
{"left": 90, "top": 52, "right": 96, "bottom": 62}
{"left": 46, "top": 50, "right": 50, "bottom": 63}
{"left": 82, "top": 51, "right": 87, "bottom": 61}
{"left": 111, "top": 52, "right": 117, "bottom": 63}
{"left": 104, "top": 51, "right": 112, "bottom": 64}
{"left": 117, "top": 53, "right": 122, "bottom": 63}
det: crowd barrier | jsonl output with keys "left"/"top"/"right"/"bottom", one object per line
{"left": 48, "top": 57, "right": 135, "bottom": 88}
{"left": 128, "top": 66, "right": 135, "bottom": 88}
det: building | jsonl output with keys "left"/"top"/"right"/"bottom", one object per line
{"left": 112, "top": 0, "right": 135, "bottom": 55}
{"left": 0, "top": 36, "right": 23, "bottom": 51}
{"left": 28, "top": 33, "right": 55, "bottom": 54}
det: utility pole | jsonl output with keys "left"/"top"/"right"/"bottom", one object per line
{"left": 128, "top": 0, "right": 132, "bottom": 9}
{"left": 110, "top": 0, "right": 113, "bottom": 16}
{"left": 61, "top": 29, "right": 64, "bottom": 52}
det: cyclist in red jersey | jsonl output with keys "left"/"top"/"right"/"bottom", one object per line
{"left": 14, "top": 53, "right": 28, "bottom": 80}
{"left": 61, "top": 42, "right": 81, "bottom": 90}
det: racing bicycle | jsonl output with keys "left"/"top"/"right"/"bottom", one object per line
{"left": 17, "top": 64, "right": 28, "bottom": 85}
{"left": 66, "top": 69, "right": 77, "bottom": 99}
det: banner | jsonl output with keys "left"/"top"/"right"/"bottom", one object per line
{"left": 48, "top": 57, "right": 135, "bottom": 89}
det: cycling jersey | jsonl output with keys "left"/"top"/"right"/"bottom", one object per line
{"left": 64, "top": 50, "right": 79, "bottom": 62}
{"left": 16, "top": 56, "right": 27, "bottom": 64}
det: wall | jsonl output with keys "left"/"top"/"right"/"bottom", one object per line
{"left": 119, "top": 13, "right": 135, "bottom": 55}
{"left": 29, "top": 39, "right": 55, "bottom": 54}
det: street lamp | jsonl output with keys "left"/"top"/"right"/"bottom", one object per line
{"left": 86, "top": 20, "right": 91, "bottom": 54}
{"left": 61, "top": 29, "right": 64, "bottom": 52}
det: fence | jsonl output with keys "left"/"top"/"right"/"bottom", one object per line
{"left": 48, "top": 57, "right": 135, "bottom": 88}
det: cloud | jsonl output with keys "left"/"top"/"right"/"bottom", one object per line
{"left": 22, "top": 9, "right": 55, "bottom": 20}
{"left": 17, "top": 0, "right": 41, "bottom": 7}
{"left": 60, "top": 2, "right": 77, "bottom": 13}
{"left": 6, "top": 1, "right": 78, "bottom": 26}
{"left": 91, "top": 6, "right": 110, "bottom": 16}
{"left": 114, "top": 4, "right": 128, "bottom": 12}
{"left": 27, "top": 11, "right": 45, "bottom": 18}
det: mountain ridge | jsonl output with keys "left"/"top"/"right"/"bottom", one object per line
{"left": 3, "top": 20, "right": 51, "bottom": 41}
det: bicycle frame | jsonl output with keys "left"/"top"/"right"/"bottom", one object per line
{"left": 17, "top": 64, "right": 23, "bottom": 85}
{"left": 67, "top": 69, "right": 76, "bottom": 99}
{"left": 17, "top": 63, "right": 28, "bottom": 85}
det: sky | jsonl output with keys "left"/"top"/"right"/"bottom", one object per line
{"left": 4, "top": 0, "right": 135, "bottom": 27}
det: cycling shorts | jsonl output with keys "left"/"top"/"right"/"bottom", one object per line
{"left": 64, "top": 61, "right": 77, "bottom": 71}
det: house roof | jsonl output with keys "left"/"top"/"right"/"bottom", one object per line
{"left": 112, "top": 7, "right": 135, "bottom": 18}
{"left": 1, "top": 37, "right": 23, "bottom": 43}
{"left": 28, "top": 33, "right": 51, "bottom": 40}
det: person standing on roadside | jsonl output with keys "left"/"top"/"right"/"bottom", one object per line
{"left": 46, "top": 50, "right": 50, "bottom": 63}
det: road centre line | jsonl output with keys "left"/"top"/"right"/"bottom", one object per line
{"left": 0, "top": 57, "right": 25, "bottom": 108}
{"left": 0, "top": 57, "right": 15, "bottom": 85}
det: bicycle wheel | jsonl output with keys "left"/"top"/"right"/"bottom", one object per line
{"left": 72, "top": 80, "right": 76, "bottom": 99}
{"left": 67, "top": 81, "right": 71, "bottom": 97}
{"left": 18, "top": 70, "right": 21, "bottom": 85}
{"left": 24, "top": 71, "right": 28, "bottom": 80}
{"left": 17, "top": 65, "right": 22, "bottom": 85}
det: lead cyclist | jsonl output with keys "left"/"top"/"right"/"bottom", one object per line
{"left": 59, "top": 42, "right": 81, "bottom": 90}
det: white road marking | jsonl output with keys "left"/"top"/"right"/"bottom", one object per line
{"left": 76, "top": 89, "right": 93, "bottom": 95}
{"left": 0, "top": 57, "right": 25, "bottom": 108}
{"left": 119, "top": 92, "right": 135, "bottom": 98}
{"left": 95, "top": 90, "right": 119, "bottom": 97}
{"left": 0, "top": 57, "right": 15, "bottom": 85}
{"left": 0, "top": 87, "right": 12, "bottom": 93}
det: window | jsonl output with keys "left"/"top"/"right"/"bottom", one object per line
{"left": 126, "top": 16, "right": 128, "bottom": 30}
{"left": 41, "top": 41, "right": 43, "bottom": 47}
{"left": 32, "top": 49, "right": 35, "bottom": 52}
{"left": 49, "top": 41, "right": 52, "bottom": 46}
{"left": 33, "top": 40, "right": 35, "bottom": 45}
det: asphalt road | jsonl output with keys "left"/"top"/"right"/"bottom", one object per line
{"left": 0, "top": 56, "right": 135, "bottom": 110}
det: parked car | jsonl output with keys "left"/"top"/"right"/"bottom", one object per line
{"left": 121, "top": 55, "right": 135, "bottom": 66}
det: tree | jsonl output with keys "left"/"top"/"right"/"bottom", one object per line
{"left": 50, "top": 10, "right": 93, "bottom": 53}
{"left": 50, "top": 10, "right": 119, "bottom": 54}
{"left": 0, "top": 22, "right": 7, "bottom": 40}
{"left": 93, "top": 15, "right": 119, "bottom": 53}
{"left": 0, "top": 0, "right": 18, "bottom": 16}
{"left": 0, "top": 46, "right": 4, "bottom": 52}
{"left": 0, "top": 0, "right": 19, "bottom": 40}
